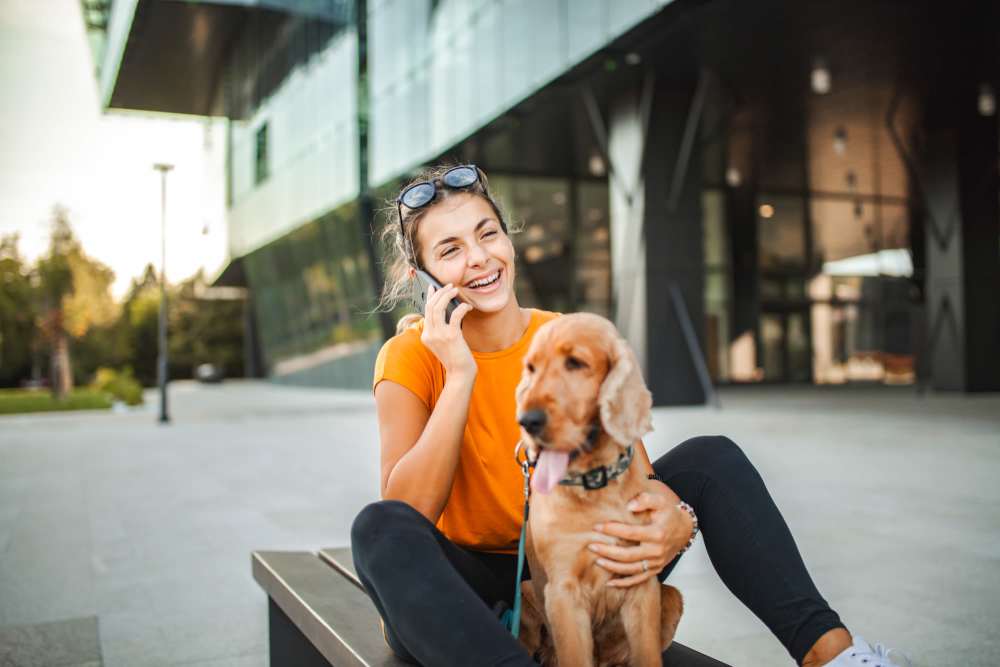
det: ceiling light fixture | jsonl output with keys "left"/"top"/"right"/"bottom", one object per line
{"left": 833, "top": 126, "right": 847, "bottom": 155}
{"left": 725, "top": 167, "right": 742, "bottom": 187}
{"left": 978, "top": 83, "right": 996, "bottom": 117}
{"left": 588, "top": 152, "right": 606, "bottom": 177}
{"left": 811, "top": 59, "right": 831, "bottom": 95}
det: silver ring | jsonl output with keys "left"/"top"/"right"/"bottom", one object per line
{"left": 641, "top": 559, "right": 649, "bottom": 573}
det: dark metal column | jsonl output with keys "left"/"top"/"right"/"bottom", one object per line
{"left": 643, "top": 82, "right": 708, "bottom": 406}
{"left": 356, "top": 0, "right": 395, "bottom": 341}
{"left": 916, "top": 1, "right": 999, "bottom": 392}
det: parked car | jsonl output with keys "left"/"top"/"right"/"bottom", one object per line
{"left": 195, "top": 363, "right": 224, "bottom": 384}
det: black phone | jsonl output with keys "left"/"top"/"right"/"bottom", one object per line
{"left": 415, "top": 269, "right": 463, "bottom": 324}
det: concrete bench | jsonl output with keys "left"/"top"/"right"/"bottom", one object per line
{"left": 251, "top": 546, "right": 730, "bottom": 666}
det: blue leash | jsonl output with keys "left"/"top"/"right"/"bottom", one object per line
{"left": 502, "top": 448, "right": 533, "bottom": 637}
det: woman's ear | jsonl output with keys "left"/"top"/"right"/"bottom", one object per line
{"left": 598, "top": 336, "right": 653, "bottom": 445}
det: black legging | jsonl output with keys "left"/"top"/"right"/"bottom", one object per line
{"left": 351, "top": 436, "right": 845, "bottom": 666}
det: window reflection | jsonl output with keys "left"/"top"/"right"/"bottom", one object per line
{"left": 243, "top": 209, "right": 380, "bottom": 373}
{"left": 757, "top": 196, "right": 806, "bottom": 271}
{"left": 711, "top": 73, "right": 919, "bottom": 386}
{"left": 491, "top": 175, "right": 610, "bottom": 317}
{"left": 703, "top": 190, "right": 731, "bottom": 382}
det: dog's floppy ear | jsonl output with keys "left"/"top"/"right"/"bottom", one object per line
{"left": 598, "top": 334, "right": 653, "bottom": 445}
{"left": 515, "top": 363, "right": 530, "bottom": 409}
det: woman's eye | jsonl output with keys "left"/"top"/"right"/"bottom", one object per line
{"left": 526, "top": 363, "right": 535, "bottom": 373}
{"left": 565, "top": 356, "right": 587, "bottom": 371}
{"left": 441, "top": 247, "right": 458, "bottom": 257}
{"left": 483, "top": 230, "right": 498, "bottom": 238}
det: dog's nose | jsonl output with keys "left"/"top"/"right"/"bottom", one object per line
{"left": 518, "top": 409, "right": 547, "bottom": 436}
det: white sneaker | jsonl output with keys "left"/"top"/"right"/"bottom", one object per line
{"left": 824, "top": 635, "right": 912, "bottom": 667}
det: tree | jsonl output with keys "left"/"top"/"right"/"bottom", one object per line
{"left": 34, "top": 207, "right": 77, "bottom": 397}
{"left": 33, "top": 206, "right": 118, "bottom": 397}
{"left": 0, "top": 234, "right": 36, "bottom": 386}
{"left": 119, "top": 264, "right": 161, "bottom": 386}
{"left": 169, "top": 270, "right": 244, "bottom": 380}
{"left": 63, "top": 241, "right": 119, "bottom": 385}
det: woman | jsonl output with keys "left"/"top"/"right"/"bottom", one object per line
{"left": 351, "top": 164, "right": 905, "bottom": 667}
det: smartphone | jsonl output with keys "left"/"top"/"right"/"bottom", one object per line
{"left": 415, "top": 269, "right": 463, "bottom": 324}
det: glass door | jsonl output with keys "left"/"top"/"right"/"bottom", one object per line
{"left": 760, "top": 307, "right": 812, "bottom": 383}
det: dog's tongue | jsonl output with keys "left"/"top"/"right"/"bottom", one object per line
{"left": 531, "top": 450, "right": 570, "bottom": 495}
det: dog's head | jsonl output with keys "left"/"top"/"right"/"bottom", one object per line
{"left": 516, "top": 313, "right": 653, "bottom": 493}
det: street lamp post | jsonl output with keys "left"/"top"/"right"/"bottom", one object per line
{"left": 153, "top": 163, "right": 173, "bottom": 424}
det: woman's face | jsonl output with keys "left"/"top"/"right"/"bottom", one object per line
{"left": 414, "top": 193, "right": 517, "bottom": 314}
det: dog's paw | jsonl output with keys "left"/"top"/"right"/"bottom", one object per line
{"left": 515, "top": 582, "right": 546, "bottom": 654}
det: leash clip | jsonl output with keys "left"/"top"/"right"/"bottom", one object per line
{"left": 514, "top": 441, "right": 533, "bottom": 499}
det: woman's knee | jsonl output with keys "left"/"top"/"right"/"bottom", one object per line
{"left": 659, "top": 435, "right": 753, "bottom": 477}
{"left": 351, "top": 499, "right": 426, "bottom": 553}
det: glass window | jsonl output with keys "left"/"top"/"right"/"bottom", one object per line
{"left": 811, "top": 197, "right": 877, "bottom": 266}
{"left": 760, "top": 314, "right": 784, "bottom": 381}
{"left": 574, "top": 181, "right": 611, "bottom": 318}
{"left": 806, "top": 87, "right": 876, "bottom": 195}
{"left": 756, "top": 109, "right": 807, "bottom": 192}
{"left": 703, "top": 190, "right": 731, "bottom": 382}
{"left": 254, "top": 123, "right": 269, "bottom": 186}
{"left": 492, "top": 175, "right": 573, "bottom": 313}
{"left": 242, "top": 203, "right": 381, "bottom": 373}
{"left": 879, "top": 203, "right": 909, "bottom": 253}
{"left": 757, "top": 195, "right": 805, "bottom": 271}
{"left": 787, "top": 312, "right": 811, "bottom": 382}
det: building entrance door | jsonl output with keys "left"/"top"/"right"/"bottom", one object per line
{"left": 759, "top": 306, "right": 812, "bottom": 383}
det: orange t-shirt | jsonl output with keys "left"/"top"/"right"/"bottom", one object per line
{"left": 373, "top": 308, "right": 560, "bottom": 554}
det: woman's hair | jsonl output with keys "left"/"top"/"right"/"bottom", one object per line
{"left": 374, "top": 164, "right": 515, "bottom": 333}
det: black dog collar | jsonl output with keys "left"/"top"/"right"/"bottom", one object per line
{"left": 559, "top": 444, "right": 635, "bottom": 491}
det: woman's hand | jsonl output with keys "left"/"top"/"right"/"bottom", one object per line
{"left": 588, "top": 487, "right": 694, "bottom": 588}
{"left": 420, "top": 283, "right": 476, "bottom": 380}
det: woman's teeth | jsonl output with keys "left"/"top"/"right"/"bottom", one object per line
{"left": 467, "top": 271, "right": 500, "bottom": 289}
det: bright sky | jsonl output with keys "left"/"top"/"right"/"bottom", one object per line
{"left": 0, "top": 0, "right": 228, "bottom": 298}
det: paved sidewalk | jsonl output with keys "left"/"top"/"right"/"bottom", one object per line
{"left": 0, "top": 381, "right": 997, "bottom": 666}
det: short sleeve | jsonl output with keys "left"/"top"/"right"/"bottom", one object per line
{"left": 373, "top": 329, "right": 438, "bottom": 410}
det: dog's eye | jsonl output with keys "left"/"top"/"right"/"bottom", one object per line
{"left": 526, "top": 363, "right": 535, "bottom": 373}
{"left": 564, "top": 356, "right": 587, "bottom": 371}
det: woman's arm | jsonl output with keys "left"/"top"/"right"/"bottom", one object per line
{"left": 376, "top": 372, "right": 475, "bottom": 523}
{"left": 589, "top": 441, "right": 697, "bottom": 587}
{"left": 376, "top": 283, "right": 477, "bottom": 524}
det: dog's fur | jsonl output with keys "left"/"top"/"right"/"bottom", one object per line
{"left": 515, "top": 313, "right": 683, "bottom": 667}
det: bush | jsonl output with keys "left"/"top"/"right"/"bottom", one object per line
{"left": 91, "top": 366, "right": 144, "bottom": 406}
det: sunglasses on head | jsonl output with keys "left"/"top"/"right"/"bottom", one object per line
{"left": 397, "top": 165, "right": 505, "bottom": 263}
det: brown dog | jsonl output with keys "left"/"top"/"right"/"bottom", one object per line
{"left": 515, "top": 313, "right": 683, "bottom": 667}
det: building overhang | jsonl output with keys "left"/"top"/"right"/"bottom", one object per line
{"left": 212, "top": 256, "right": 248, "bottom": 288}
{"left": 92, "top": 0, "right": 349, "bottom": 117}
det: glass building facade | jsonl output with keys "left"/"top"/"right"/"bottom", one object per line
{"left": 89, "top": 0, "right": 999, "bottom": 399}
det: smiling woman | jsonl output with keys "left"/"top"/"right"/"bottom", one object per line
{"left": 353, "top": 164, "right": 904, "bottom": 667}
{"left": 375, "top": 164, "right": 518, "bottom": 328}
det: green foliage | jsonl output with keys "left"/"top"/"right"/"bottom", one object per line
{"left": 31, "top": 207, "right": 120, "bottom": 396}
{"left": 72, "top": 319, "right": 131, "bottom": 386}
{"left": 91, "top": 366, "right": 144, "bottom": 405}
{"left": 0, "top": 388, "right": 111, "bottom": 414}
{"left": 63, "top": 243, "right": 117, "bottom": 338}
{"left": 169, "top": 270, "right": 245, "bottom": 380}
{"left": 4, "top": 210, "right": 245, "bottom": 390}
{"left": 34, "top": 207, "right": 76, "bottom": 311}
{"left": 119, "top": 265, "right": 162, "bottom": 386}
{"left": 0, "top": 234, "right": 36, "bottom": 386}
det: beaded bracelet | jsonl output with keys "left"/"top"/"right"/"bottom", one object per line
{"left": 675, "top": 500, "right": 699, "bottom": 555}
{"left": 646, "top": 474, "right": 700, "bottom": 556}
